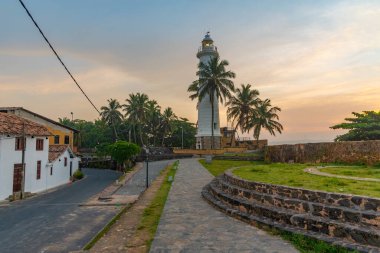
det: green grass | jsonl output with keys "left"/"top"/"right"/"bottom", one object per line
{"left": 200, "top": 160, "right": 380, "bottom": 198}
{"left": 199, "top": 159, "right": 259, "bottom": 176}
{"left": 276, "top": 230, "right": 357, "bottom": 253}
{"left": 319, "top": 165, "right": 380, "bottom": 179}
{"left": 135, "top": 160, "right": 179, "bottom": 250}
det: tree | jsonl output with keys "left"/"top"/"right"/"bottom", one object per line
{"left": 247, "top": 99, "right": 283, "bottom": 144}
{"left": 330, "top": 111, "right": 380, "bottom": 141}
{"left": 188, "top": 56, "right": 235, "bottom": 149}
{"left": 145, "top": 100, "right": 162, "bottom": 146}
{"left": 108, "top": 141, "right": 140, "bottom": 170}
{"left": 100, "top": 98, "right": 123, "bottom": 141}
{"left": 226, "top": 84, "right": 260, "bottom": 145}
{"left": 160, "top": 107, "right": 177, "bottom": 146}
{"left": 123, "top": 93, "right": 149, "bottom": 146}
{"left": 169, "top": 118, "right": 197, "bottom": 148}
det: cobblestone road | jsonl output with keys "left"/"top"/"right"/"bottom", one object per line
{"left": 150, "top": 158, "right": 299, "bottom": 253}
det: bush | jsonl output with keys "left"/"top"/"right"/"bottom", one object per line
{"left": 73, "top": 170, "right": 84, "bottom": 181}
{"left": 108, "top": 141, "right": 141, "bottom": 170}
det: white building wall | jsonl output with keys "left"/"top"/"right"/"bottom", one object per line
{"left": 0, "top": 136, "right": 80, "bottom": 201}
{"left": 0, "top": 136, "right": 20, "bottom": 200}
{"left": 24, "top": 137, "right": 49, "bottom": 194}
{"left": 0, "top": 136, "right": 49, "bottom": 200}
{"left": 47, "top": 149, "right": 79, "bottom": 189}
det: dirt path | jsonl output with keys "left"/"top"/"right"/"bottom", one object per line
{"left": 88, "top": 165, "right": 171, "bottom": 253}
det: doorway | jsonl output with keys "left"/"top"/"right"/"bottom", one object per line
{"left": 13, "top": 164, "right": 23, "bottom": 193}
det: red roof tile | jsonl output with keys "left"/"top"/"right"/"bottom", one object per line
{"left": 0, "top": 113, "right": 51, "bottom": 136}
{"left": 48, "top": 145, "right": 69, "bottom": 162}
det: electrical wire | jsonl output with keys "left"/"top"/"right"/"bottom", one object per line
{"left": 18, "top": 0, "right": 101, "bottom": 115}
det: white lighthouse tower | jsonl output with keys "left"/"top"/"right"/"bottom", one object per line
{"left": 195, "top": 32, "right": 222, "bottom": 149}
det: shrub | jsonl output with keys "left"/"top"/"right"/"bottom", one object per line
{"left": 73, "top": 170, "right": 84, "bottom": 181}
{"left": 108, "top": 141, "right": 141, "bottom": 170}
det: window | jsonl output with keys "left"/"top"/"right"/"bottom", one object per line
{"left": 64, "top": 135, "right": 70, "bottom": 145}
{"left": 15, "top": 137, "right": 25, "bottom": 150}
{"left": 214, "top": 122, "right": 217, "bottom": 129}
{"left": 54, "top": 135, "right": 60, "bottom": 144}
{"left": 64, "top": 157, "right": 67, "bottom": 167}
{"left": 36, "top": 161, "right": 41, "bottom": 180}
{"left": 50, "top": 166, "right": 53, "bottom": 175}
{"left": 36, "top": 139, "right": 44, "bottom": 150}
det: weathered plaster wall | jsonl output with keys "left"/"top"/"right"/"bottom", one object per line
{"left": 265, "top": 140, "right": 380, "bottom": 164}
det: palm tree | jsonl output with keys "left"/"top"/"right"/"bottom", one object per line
{"left": 123, "top": 93, "right": 149, "bottom": 146}
{"left": 160, "top": 107, "right": 177, "bottom": 146}
{"left": 188, "top": 56, "right": 236, "bottom": 149}
{"left": 247, "top": 99, "right": 283, "bottom": 144}
{"left": 146, "top": 100, "right": 161, "bottom": 146}
{"left": 100, "top": 98, "right": 123, "bottom": 141}
{"left": 226, "top": 84, "right": 260, "bottom": 145}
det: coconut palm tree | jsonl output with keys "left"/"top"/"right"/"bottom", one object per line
{"left": 100, "top": 98, "right": 123, "bottom": 141}
{"left": 188, "top": 56, "right": 235, "bottom": 149}
{"left": 123, "top": 93, "right": 149, "bottom": 146}
{"left": 226, "top": 84, "right": 260, "bottom": 145}
{"left": 146, "top": 100, "right": 162, "bottom": 146}
{"left": 247, "top": 99, "right": 283, "bottom": 144}
{"left": 160, "top": 107, "right": 177, "bottom": 146}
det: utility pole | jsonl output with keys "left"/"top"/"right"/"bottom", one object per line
{"left": 181, "top": 126, "right": 184, "bottom": 149}
{"left": 21, "top": 120, "right": 26, "bottom": 199}
{"left": 70, "top": 112, "right": 74, "bottom": 121}
{"left": 145, "top": 148, "right": 149, "bottom": 188}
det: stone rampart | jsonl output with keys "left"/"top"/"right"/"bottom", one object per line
{"left": 202, "top": 169, "right": 380, "bottom": 253}
{"left": 265, "top": 140, "right": 380, "bottom": 165}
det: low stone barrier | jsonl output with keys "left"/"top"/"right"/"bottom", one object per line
{"left": 202, "top": 169, "right": 380, "bottom": 253}
{"left": 265, "top": 140, "right": 380, "bottom": 165}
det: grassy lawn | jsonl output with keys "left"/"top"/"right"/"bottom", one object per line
{"left": 134, "top": 160, "right": 179, "bottom": 251}
{"left": 319, "top": 165, "right": 380, "bottom": 179}
{"left": 199, "top": 159, "right": 259, "bottom": 176}
{"left": 200, "top": 159, "right": 380, "bottom": 198}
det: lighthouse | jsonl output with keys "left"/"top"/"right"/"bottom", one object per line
{"left": 195, "top": 32, "right": 222, "bottom": 149}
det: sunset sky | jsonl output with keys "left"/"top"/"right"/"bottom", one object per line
{"left": 1, "top": 0, "right": 379, "bottom": 144}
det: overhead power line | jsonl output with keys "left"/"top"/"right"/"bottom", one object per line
{"left": 18, "top": 0, "right": 101, "bottom": 115}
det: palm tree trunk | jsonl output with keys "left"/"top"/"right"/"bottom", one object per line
{"left": 139, "top": 124, "right": 144, "bottom": 146}
{"left": 210, "top": 94, "right": 215, "bottom": 150}
{"left": 133, "top": 125, "right": 137, "bottom": 143}
{"left": 112, "top": 120, "right": 118, "bottom": 141}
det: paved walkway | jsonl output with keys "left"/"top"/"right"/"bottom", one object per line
{"left": 304, "top": 167, "right": 380, "bottom": 182}
{"left": 116, "top": 160, "right": 175, "bottom": 195}
{"left": 150, "top": 158, "right": 298, "bottom": 253}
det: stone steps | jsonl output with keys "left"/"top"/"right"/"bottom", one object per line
{"left": 215, "top": 177, "right": 380, "bottom": 228}
{"left": 202, "top": 172, "right": 380, "bottom": 253}
{"left": 202, "top": 187, "right": 380, "bottom": 253}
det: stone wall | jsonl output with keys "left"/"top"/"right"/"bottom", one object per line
{"left": 265, "top": 140, "right": 380, "bottom": 165}
{"left": 202, "top": 170, "right": 380, "bottom": 252}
